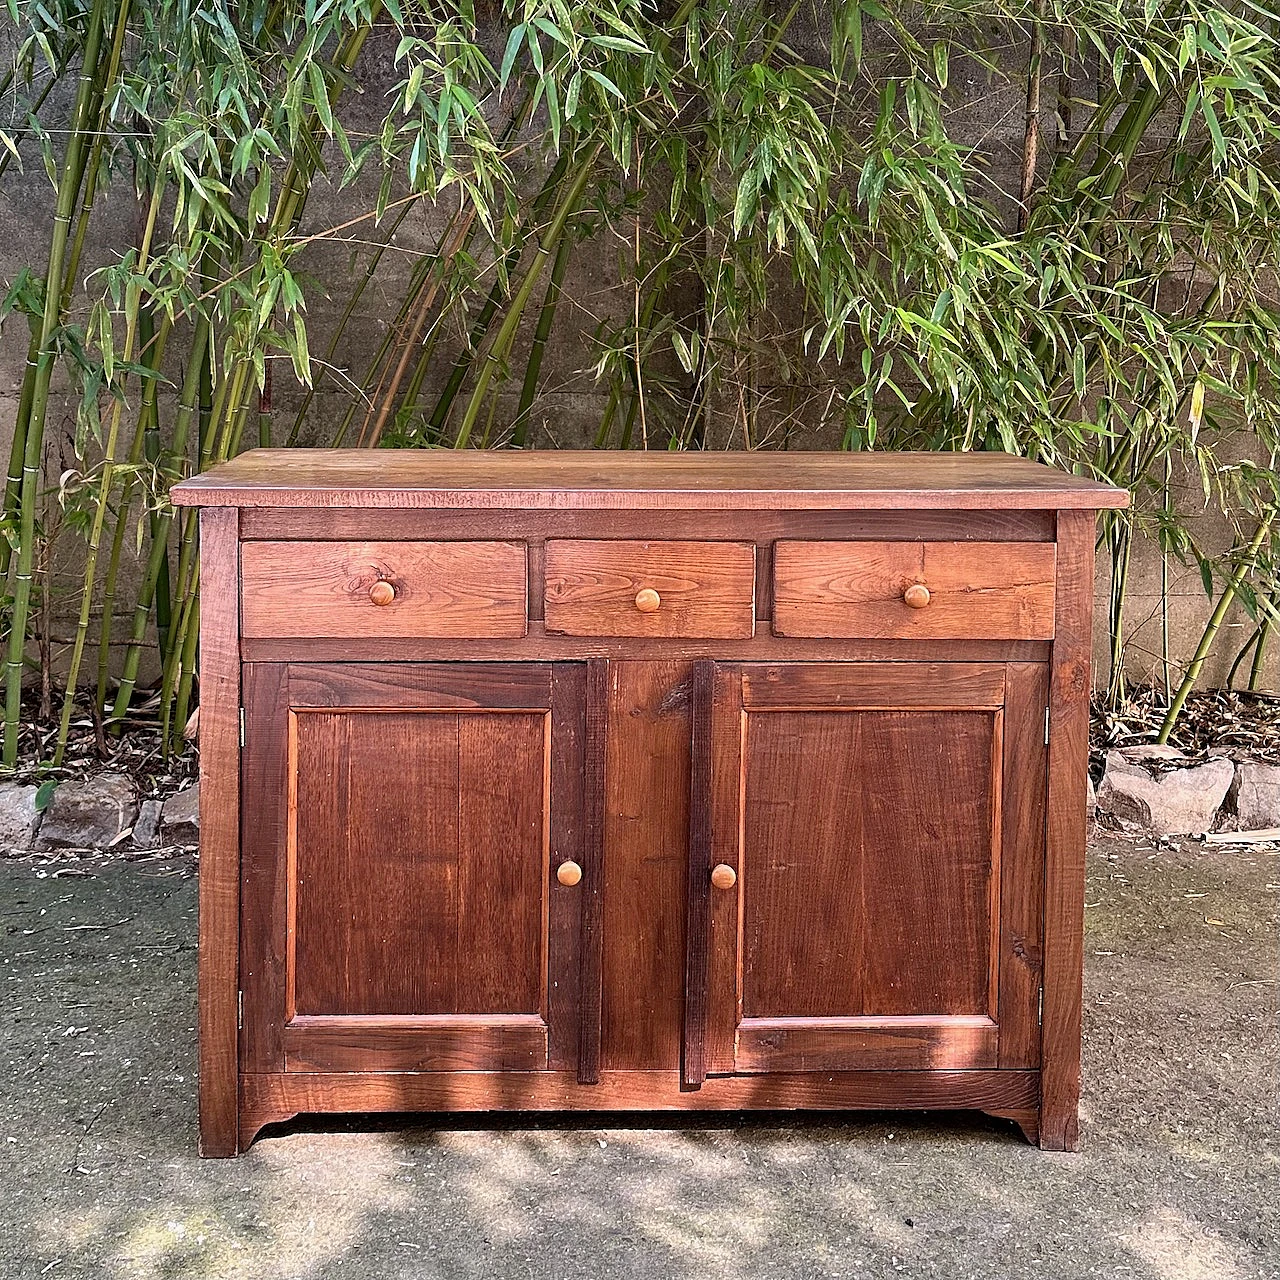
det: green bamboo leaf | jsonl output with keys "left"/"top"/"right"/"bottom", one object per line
{"left": 309, "top": 62, "right": 334, "bottom": 134}
{"left": 733, "top": 166, "right": 760, "bottom": 235}
{"left": 500, "top": 24, "right": 525, "bottom": 89}
{"left": 590, "top": 35, "right": 649, "bottom": 54}
{"left": 1203, "top": 101, "right": 1227, "bottom": 164}
{"left": 585, "top": 68, "right": 623, "bottom": 100}
{"left": 404, "top": 62, "right": 424, "bottom": 112}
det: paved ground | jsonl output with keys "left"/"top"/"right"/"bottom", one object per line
{"left": 0, "top": 836, "right": 1275, "bottom": 1280}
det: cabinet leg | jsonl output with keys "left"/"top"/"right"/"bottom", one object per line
{"left": 1037, "top": 1101, "right": 1079, "bottom": 1151}
{"left": 198, "top": 1108, "right": 240, "bottom": 1158}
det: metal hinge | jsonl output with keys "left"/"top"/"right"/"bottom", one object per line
{"left": 1038, "top": 987, "right": 1044, "bottom": 1026}
{"left": 237, "top": 990, "right": 243, "bottom": 1030}
{"left": 239, "top": 707, "right": 245, "bottom": 748}
{"left": 1044, "top": 706, "right": 1051, "bottom": 746}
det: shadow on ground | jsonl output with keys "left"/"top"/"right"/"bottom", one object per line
{"left": 0, "top": 837, "right": 1275, "bottom": 1279}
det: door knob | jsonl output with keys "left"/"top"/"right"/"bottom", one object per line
{"left": 710, "top": 863, "right": 737, "bottom": 890}
{"left": 369, "top": 580, "right": 397, "bottom": 606}
{"left": 556, "top": 860, "right": 583, "bottom": 886}
{"left": 634, "top": 588, "right": 661, "bottom": 613}
{"left": 903, "top": 583, "right": 930, "bottom": 609}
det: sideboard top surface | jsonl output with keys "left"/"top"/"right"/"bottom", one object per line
{"left": 171, "top": 449, "right": 1129, "bottom": 511}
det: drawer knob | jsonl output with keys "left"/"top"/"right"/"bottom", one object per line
{"left": 903, "top": 583, "right": 931, "bottom": 609}
{"left": 369, "top": 580, "right": 397, "bottom": 607}
{"left": 710, "top": 863, "right": 737, "bottom": 890}
{"left": 556, "top": 860, "right": 583, "bottom": 887}
{"left": 634, "top": 588, "right": 661, "bottom": 613}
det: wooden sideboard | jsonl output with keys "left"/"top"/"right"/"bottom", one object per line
{"left": 171, "top": 450, "right": 1127, "bottom": 1156}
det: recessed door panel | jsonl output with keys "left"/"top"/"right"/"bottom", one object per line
{"left": 292, "top": 709, "right": 547, "bottom": 1017}
{"left": 685, "top": 661, "right": 1044, "bottom": 1082}
{"left": 741, "top": 709, "right": 996, "bottom": 1021}
{"left": 242, "top": 662, "right": 593, "bottom": 1077}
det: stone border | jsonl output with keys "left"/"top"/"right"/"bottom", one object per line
{"left": 1095, "top": 748, "right": 1279, "bottom": 838}
{"left": 0, "top": 774, "right": 199, "bottom": 856}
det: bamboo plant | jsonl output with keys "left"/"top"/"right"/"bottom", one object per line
{"left": 1, "top": 0, "right": 1278, "bottom": 768}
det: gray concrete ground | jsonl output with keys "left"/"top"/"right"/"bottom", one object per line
{"left": 0, "top": 837, "right": 1275, "bottom": 1280}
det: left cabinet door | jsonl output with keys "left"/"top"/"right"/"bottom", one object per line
{"left": 240, "top": 662, "right": 590, "bottom": 1076}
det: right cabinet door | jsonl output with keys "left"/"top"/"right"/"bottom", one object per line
{"left": 689, "top": 661, "right": 1047, "bottom": 1080}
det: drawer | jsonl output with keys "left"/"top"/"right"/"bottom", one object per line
{"left": 544, "top": 540, "right": 756, "bottom": 638}
{"left": 773, "top": 540, "right": 1056, "bottom": 640}
{"left": 240, "top": 541, "right": 527, "bottom": 639}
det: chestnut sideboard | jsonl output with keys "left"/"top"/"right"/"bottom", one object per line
{"left": 171, "top": 450, "right": 1127, "bottom": 1156}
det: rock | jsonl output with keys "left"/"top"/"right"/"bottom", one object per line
{"left": 1095, "top": 748, "right": 1234, "bottom": 837}
{"left": 132, "top": 798, "right": 163, "bottom": 850}
{"left": 36, "top": 772, "right": 138, "bottom": 851}
{"left": 1229, "top": 760, "right": 1280, "bottom": 830}
{"left": 0, "top": 783, "right": 39, "bottom": 853}
{"left": 161, "top": 785, "right": 200, "bottom": 845}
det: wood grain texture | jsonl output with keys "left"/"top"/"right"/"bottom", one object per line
{"left": 238, "top": 1068, "right": 1042, "bottom": 1145}
{"left": 738, "top": 706, "right": 997, "bottom": 1021}
{"left": 240, "top": 664, "right": 290, "bottom": 1076}
{"left": 172, "top": 448, "right": 1130, "bottom": 510}
{"left": 239, "top": 507, "right": 1059, "bottom": 544}
{"left": 681, "top": 661, "right": 714, "bottom": 1087}
{"left": 1040, "top": 510, "right": 1096, "bottom": 1151}
{"left": 242, "top": 629, "right": 1051, "bottom": 667}
{"left": 239, "top": 662, "right": 583, "bottom": 1086}
{"left": 998, "top": 663, "right": 1049, "bottom": 1068}
{"left": 282, "top": 1016, "right": 547, "bottom": 1073}
{"left": 241, "top": 540, "right": 527, "bottom": 638}
{"left": 735, "top": 1016, "right": 998, "bottom": 1072}
{"left": 291, "top": 709, "right": 547, "bottom": 1018}
{"left": 741, "top": 661, "right": 1005, "bottom": 710}
{"left": 774, "top": 541, "right": 1056, "bottom": 640}
{"left": 577, "top": 659, "right": 609, "bottom": 1084}
{"left": 287, "top": 661, "right": 552, "bottom": 710}
{"left": 704, "top": 664, "right": 744, "bottom": 1075}
{"left": 196, "top": 507, "right": 241, "bottom": 1157}
{"left": 700, "top": 663, "right": 1034, "bottom": 1081}
{"left": 547, "top": 666, "right": 587, "bottom": 1072}
{"left": 545, "top": 541, "right": 755, "bottom": 638}
{"left": 600, "top": 662, "right": 691, "bottom": 1074}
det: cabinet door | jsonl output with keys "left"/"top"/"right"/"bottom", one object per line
{"left": 683, "top": 661, "right": 1046, "bottom": 1082}
{"left": 240, "top": 662, "right": 596, "bottom": 1077}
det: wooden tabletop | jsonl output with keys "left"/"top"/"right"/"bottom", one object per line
{"left": 171, "top": 449, "right": 1129, "bottom": 511}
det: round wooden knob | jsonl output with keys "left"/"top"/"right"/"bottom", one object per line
{"left": 556, "top": 860, "right": 583, "bottom": 887}
{"left": 903, "top": 583, "right": 931, "bottom": 609}
{"left": 369, "top": 580, "right": 396, "bottom": 607}
{"left": 634, "top": 588, "right": 661, "bottom": 613}
{"left": 710, "top": 863, "right": 737, "bottom": 890}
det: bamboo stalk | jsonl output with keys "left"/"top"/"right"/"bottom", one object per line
{"left": 0, "top": 321, "right": 40, "bottom": 591}
{"left": 54, "top": 177, "right": 164, "bottom": 763}
{"left": 95, "top": 309, "right": 171, "bottom": 715}
{"left": 1016, "top": 0, "right": 1046, "bottom": 233}
{"left": 1249, "top": 616, "right": 1272, "bottom": 692}
{"left": 1158, "top": 515, "right": 1275, "bottom": 743}
{"left": 109, "top": 315, "right": 211, "bottom": 731}
{"left": 510, "top": 231, "right": 572, "bottom": 447}
{"left": 3, "top": 0, "right": 109, "bottom": 766}
{"left": 426, "top": 153, "right": 570, "bottom": 436}
{"left": 453, "top": 146, "right": 600, "bottom": 448}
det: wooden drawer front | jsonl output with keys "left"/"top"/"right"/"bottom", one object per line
{"left": 241, "top": 541, "right": 527, "bottom": 639}
{"left": 544, "top": 540, "right": 755, "bottom": 638}
{"left": 774, "top": 541, "right": 1056, "bottom": 640}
